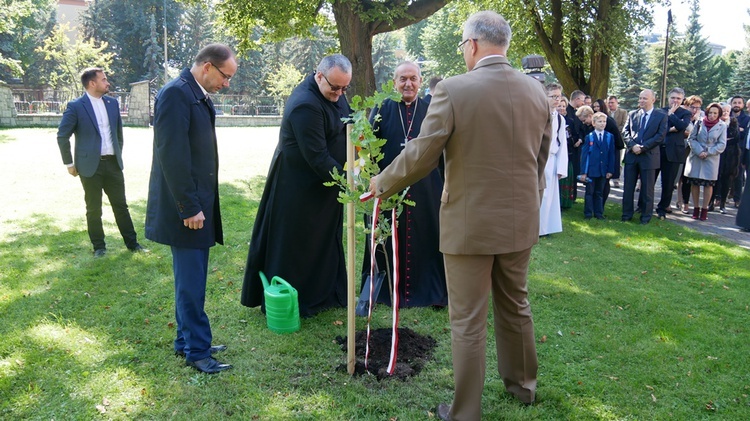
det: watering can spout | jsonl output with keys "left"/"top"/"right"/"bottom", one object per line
{"left": 259, "top": 271, "right": 270, "bottom": 289}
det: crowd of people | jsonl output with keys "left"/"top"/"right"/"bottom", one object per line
{"left": 541, "top": 86, "right": 750, "bottom": 233}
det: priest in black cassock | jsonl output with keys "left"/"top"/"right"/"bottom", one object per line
{"left": 241, "top": 55, "right": 351, "bottom": 317}
{"left": 362, "top": 61, "right": 448, "bottom": 308}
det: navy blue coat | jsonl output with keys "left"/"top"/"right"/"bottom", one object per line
{"left": 145, "top": 68, "right": 223, "bottom": 248}
{"left": 623, "top": 108, "right": 668, "bottom": 170}
{"left": 581, "top": 131, "right": 616, "bottom": 178}
{"left": 661, "top": 106, "right": 692, "bottom": 162}
{"left": 57, "top": 94, "right": 124, "bottom": 177}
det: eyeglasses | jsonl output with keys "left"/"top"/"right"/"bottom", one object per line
{"left": 457, "top": 38, "right": 477, "bottom": 54}
{"left": 321, "top": 73, "right": 349, "bottom": 93}
{"left": 689, "top": 105, "right": 702, "bottom": 110}
{"left": 210, "top": 62, "right": 232, "bottom": 81}
{"left": 547, "top": 95, "right": 561, "bottom": 100}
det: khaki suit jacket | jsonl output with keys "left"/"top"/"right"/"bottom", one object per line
{"left": 375, "top": 56, "right": 551, "bottom": 255}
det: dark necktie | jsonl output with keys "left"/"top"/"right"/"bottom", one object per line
{"left": 638, "top": 112, "right": 649, "bottom": 141}
{"left": 598, "top": 133, "right": 603, "bottom": 144}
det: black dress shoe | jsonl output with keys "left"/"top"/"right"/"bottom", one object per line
{"left": 436, "top": 403, "right": 451, "bottom": 421}
{"left": 186, "top": 356, "right": 232, "bottom": 374}
{"left": 621, "top": 217, "right": 632, "bottom": 222}
{"left": 129, "top": 244, "right": 150, "bottom": 253}
{"left": 175, "top": 344, "right": 227, "bottom": 358}
{"left": 94, "top": 248, "right": 106, "bottom": 258}
{"left": 740, "top": 227, "right": 750, "bottom": 233}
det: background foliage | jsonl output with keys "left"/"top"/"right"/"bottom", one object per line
{"left": 1, "top": 1, "right": 750, "bottom": 107}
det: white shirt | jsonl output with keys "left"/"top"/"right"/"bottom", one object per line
{"left": 86, "top": 92, "right": 114, "bottom": 156}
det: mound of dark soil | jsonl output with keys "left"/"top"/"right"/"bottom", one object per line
{"left": 336, "top": 327, "right": 437, "bottom": 380}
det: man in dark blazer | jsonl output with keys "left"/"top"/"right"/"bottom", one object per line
{"left": 145, "top": 44, "right": 237, "bottom": 374}
{"left": 371, "top": 11, "right": 551, "bottom": 419}
{"left": 57, "top": 67, "right": 143, "bottom": 257}
{"left": 656, "top": 87, "right": 692, "bottom": 219}
{"left": 622, "top": 89, "right": 668, "bottom": 224}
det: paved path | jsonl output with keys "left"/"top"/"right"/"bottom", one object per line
{"left": 582, "top": 179, "right": 750, "bottom": 250}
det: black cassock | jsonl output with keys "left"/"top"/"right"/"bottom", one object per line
{"left": 362, "top": 97, "right": 448, "bottom": 308}
{"left": 241, "top": 73, "right": 349, "bottom": 317}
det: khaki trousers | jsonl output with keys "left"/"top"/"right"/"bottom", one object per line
{"left": 444, "top": 249, "right": 538, "bottom": 420}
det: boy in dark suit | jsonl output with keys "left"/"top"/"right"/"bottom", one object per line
{"left": 580, "top": 112, "right": 616, "bottom": 219}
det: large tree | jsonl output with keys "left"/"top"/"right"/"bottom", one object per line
{"left": 478, "top": 0, "right": 665, "bottom": 99}
{"left": 0, "top": 0, "right": 56, "bottom": 82}
{"left": 209, "top": 0, "right": 452, "bottom": 99}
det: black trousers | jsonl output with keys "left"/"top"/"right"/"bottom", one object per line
{"left": 623, "top": 162, "right": 656, "bottom": 223}
{"left": 79, "top": 157, "right": 138, "bottom": 250}
{"left": 656, "top": 153, "right": 681, "bottom": 215}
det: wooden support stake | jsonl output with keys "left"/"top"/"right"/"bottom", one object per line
{"left": 346, "top": 124, "right": 356, "bottom": 375}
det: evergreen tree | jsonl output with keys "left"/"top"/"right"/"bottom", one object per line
{"left": 142, "top": 14, "right": 163, "bottom": 81}
{"left": 610, "top": 39, "right": 649, "bottom": 110}
{"left": 680, "top": 0, "right": 718, "bottom": 101}
{"left": 82, "top": 0, "right": 183, "bottom": 89}
{"left": 728, "top": 18, "right": 750, "bottom": 99}
{"left": 171, "top": 2, "right": 215, "bottom": 71}
{"left": 372, "top": 32, "right": 399, "bottom": 90}
{"left": 645, "top": 27, "right": 691, "bottom": 106}
{"left": 283, "top": 26, "right": 337, "bottom": 74}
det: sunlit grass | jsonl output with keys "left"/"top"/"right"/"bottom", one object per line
{"left": 1, "top": 128, "right": 749, "bottom": 419}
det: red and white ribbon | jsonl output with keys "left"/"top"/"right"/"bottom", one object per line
{"left": 363, "top": 196, "right": 400, "bottom": 375}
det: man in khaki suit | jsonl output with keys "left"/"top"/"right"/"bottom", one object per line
{"left": 370, "top": 11, "right": 551, "bottom": 420}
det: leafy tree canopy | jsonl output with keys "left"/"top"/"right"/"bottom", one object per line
{"left": 185, "top": 0, "right": 451, "bottom": 99}
{"left": 470, "top": 0, "right": 665, "bottom": 99}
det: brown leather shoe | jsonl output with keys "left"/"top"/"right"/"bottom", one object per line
{"left": 436, "top": 403, "right": 451, "bottom": 421}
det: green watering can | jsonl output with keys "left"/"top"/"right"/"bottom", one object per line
{"left": 259, "top": 271, "right": 300, "bottom": 334}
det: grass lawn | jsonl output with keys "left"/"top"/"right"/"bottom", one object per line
{"left": 1, "top": 127, "right": 749, "bottom": 420}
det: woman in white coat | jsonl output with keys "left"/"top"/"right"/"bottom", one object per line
{"left": 684, "top": 102, "right": 727, "bottom": 221}
{"left": 540, "top": 83, "right": 568, "bottom": 236}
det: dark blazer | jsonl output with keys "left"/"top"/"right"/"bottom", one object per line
{"left": 581, "top": 131, "right": 616, "bottom": 178}
{"left": 622, "top": 108, "right": 668, "bottom": 169}
{"left": 57, "top": 94, "right": 124, "bottom": 178}
{"left": 661, "top": 106, "right": 692, "bottom": 162}
{"left": 145, "top": 68, "right": 223, "bottom": 249}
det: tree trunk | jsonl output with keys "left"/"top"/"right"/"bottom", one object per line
{"left": 588, "top": 52, "right": 610, "bottom": 100}
{"left": 333, "top": 2, "right": 377, "bottom": 100}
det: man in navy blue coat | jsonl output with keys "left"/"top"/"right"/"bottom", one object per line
{"left": 622, "top": 89, "right": 668, "bottom": 224}
{"left": 656, "top": 87, "right": 692, "bottom": 219}
{"left": 145, "top": 44, "right": 237, "bottom": 374}
{"left": 57, "top": 68, "right": 143, "bottom": 257}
